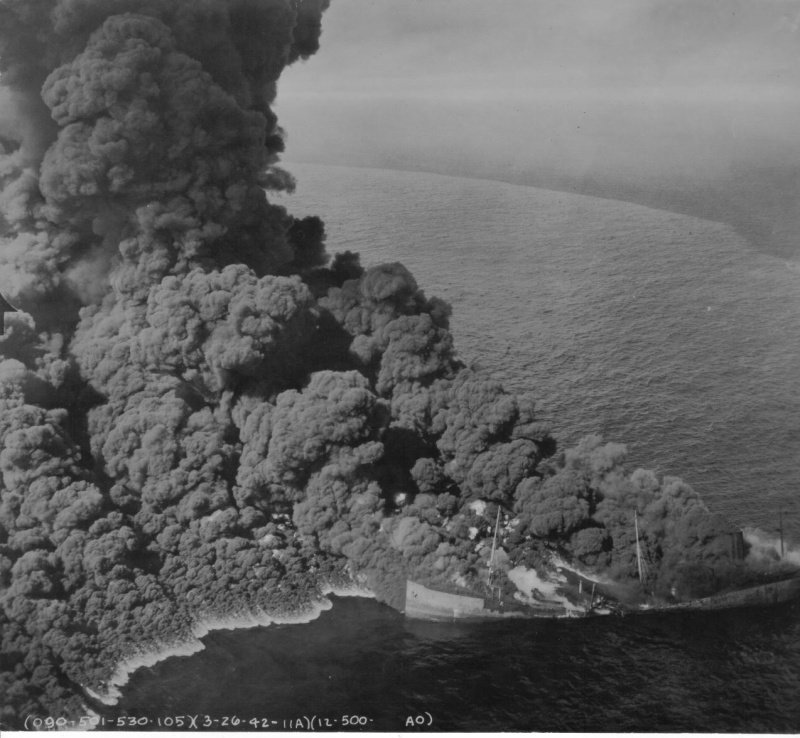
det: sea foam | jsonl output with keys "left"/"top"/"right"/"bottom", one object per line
{"left": 320, "top": 581, "right": 376, "bottom": 599}
{"left": 88, "top": 583, "right": 375, "bottom": 707}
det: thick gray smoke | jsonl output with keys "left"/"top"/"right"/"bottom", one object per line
{"left": 0, "top": 0, "right": 330, "bottom": 321}
{"left": 0, "top": 0, "right": 770, "bottom": 727}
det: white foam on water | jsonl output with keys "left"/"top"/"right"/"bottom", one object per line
{"left": 87, "top": 583, "right": 376, "bottom": 707}
{"left": 320, "top": 582, "right": 376, "bottom": 599}
{"left": 191, "top": 599, "right": 334, "bottom": 639}
{"left": 90, "top": 639, "right": 206, "bottom": 706}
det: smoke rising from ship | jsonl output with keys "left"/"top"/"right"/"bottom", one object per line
{"left": 0, "top": 0, "right": 775, "bottom": 727}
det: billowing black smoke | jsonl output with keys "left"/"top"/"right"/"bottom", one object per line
{"left": 0, "top": 0, "right": 333, "bottom": 322}
{"left": 0, "top": 0, "right": 757, "bottom": 727}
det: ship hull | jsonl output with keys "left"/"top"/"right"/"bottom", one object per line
{"left": 654, "top": 575, "right": 800, "bottom": 613}
{"left": 403, "top": 580, "right": 569, "bottom": 621}
{"left": 404, "top": 575, "right": 800, "bottom": 622}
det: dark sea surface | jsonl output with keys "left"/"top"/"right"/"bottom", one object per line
{"left": 112, "top": 596, "right": 800, "bottom": 732}
{"left": 110, "top": 165, "right": 800, "bottom": 731}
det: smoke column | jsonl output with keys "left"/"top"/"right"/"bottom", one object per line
{"left": 0, "top": 0, "right": 770, "bottom": 726}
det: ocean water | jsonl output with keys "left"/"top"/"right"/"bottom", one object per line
{"left": 108, "top": 165, "right": 800, "bottom": 731}
{"left": 282, "top": 164, "right": 800, "bottom": 534}
{"left": 112, "top": 596, "right": 800, "bottom": 732}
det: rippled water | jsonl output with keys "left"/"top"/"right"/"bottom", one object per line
{"left": 113, "top": 596, "right": 800, "bottom": 732}
{"left": 283, "top": 164, "right": 800, "bottom": 533}
{"left": 110, "top": 165, "right": 800, "bottom": 731}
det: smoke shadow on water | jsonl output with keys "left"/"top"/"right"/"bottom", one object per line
{"left": 107, "top": 596, "right": 800, "bottom": 732}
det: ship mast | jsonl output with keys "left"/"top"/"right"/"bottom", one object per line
{"left": 634, "top": 510, "right": 645, "bottom": 584}
{"left": 488, "top": 507, "right": 501, "bottom": 582}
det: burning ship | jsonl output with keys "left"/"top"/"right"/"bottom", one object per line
{"left": 403, "top": 571, "right": 800, "bottom": 622}
{"left": 403, "top": 511, "right": 800, "bottom": 622}
{"left": 403, "top": 579, "right": 574, "bottom": 621}
{"left": 403, "top": 508, "right": 612, "bottom": 621}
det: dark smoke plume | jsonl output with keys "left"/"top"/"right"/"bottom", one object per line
{"left": 0, "top": 0, "right": 764, "bottom": 727}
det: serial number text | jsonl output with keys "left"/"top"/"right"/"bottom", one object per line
{"left": 23, "top": 713, "right": 381, "bottom": 730}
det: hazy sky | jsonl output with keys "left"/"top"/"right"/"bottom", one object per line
{"left": 281, "top": 0, "right": 800, "bottom": 102}
{"left": 276, "top": 0, "right": 800, "bottom": 255}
